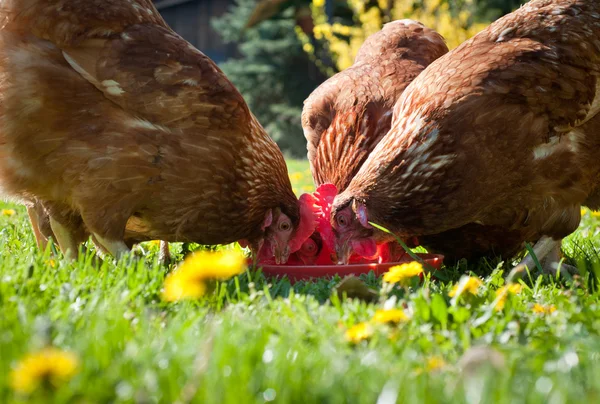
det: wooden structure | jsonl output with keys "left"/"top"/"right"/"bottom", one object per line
{"left": 154, "top": 0, "right": 237, "bottom": 63}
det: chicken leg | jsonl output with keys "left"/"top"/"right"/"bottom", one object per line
{"left": 158, "top": 241, "right": 171, "bottom": 266}
{"left": 31, "top": 200, "right": 169, "bottom": 264}
{"left": 507, "top": 236, "right": 578, "bottom": 282}
{"left": 49, "top": 217, "right": 79, "bottom": 259}
{"left": 92, "top": 233, "right": 130, "bottom": 260}
{"left": 27, "top": 205, "right": 49, "bottom": 251}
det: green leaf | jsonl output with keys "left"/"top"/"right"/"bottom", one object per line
{"left": 449, "top": 306, "right": 471, "bottom": 324}
{"left": 524, "top": 242, "right": 544, "bottom": 273}
{"left": 431, "top": 294, "right": 448, "bottom": 329}
{"left": 414, "top": 294, "right": 431, "bottom": 322}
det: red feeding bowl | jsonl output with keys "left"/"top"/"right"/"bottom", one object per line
{"left": 256, "top": 253, "right": 443, "bottom": 283}
{"left": 249, "top": 183, "right": 445, "bottom": 283}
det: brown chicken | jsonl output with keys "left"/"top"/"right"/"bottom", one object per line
{"left": 301, "top": 20, "right": 448, "bottom": 262}
{"left": 303, "top": 19, "right": 448, "bottom": 192}
{"left": 0, "top": 0, "right": 317, "bottom": 262}
{"left": 330, "top": 0, "right": 600, "bottom": 274}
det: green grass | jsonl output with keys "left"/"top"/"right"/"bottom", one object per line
{"left": 2, "top": 159, "right": 600, "bottom": 403}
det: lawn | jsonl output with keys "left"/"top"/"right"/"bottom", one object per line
{"left": 1, "top": 159, "right": 600, "bottom": 403}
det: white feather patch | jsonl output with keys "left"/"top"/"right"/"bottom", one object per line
{"left": 101, "top": 80, "right": 125, "bottom": 96}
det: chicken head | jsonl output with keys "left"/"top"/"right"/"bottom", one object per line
{"left": 330, "top": 198, "right": 378, "bottom": 265}
{"left": 250, "top": 193, "right": 318, "bottom": 264}
{"left": 260, "top": 208, "right": 293, "bottom": 264}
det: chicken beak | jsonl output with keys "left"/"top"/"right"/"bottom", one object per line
{"left": 335, "top": 242, "right": 353, "bottom": 265}
{"left": 274, "top": 245, "right": 290, "bottom": 265}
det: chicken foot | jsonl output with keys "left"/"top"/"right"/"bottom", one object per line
{"left": 507, "top": 236, "right": 578, "bottom": 282}
{"left": 92, "top": 233, "right": 130, "bottom": 260}
{"left": 27, "top": 206, "right": 99, "bottom": 261}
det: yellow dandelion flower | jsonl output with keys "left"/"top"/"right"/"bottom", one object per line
{"left": 494, "top": 284, "right": 522, "bottom": 311}
{"left": 10, "top": 348, "right": 79, "bottom": 394}
{"left": 162, "top": 250, "right": 246, "bottom": 302}
{"left": 448, "top": 276, "right": 483, "bottom": 297}
{"left": 290, "top": 172, "right": 304, "bottom": 182}
{"left": 592, "top": 211, "right": 600, "bottom": 218}
{"left": 2, "top": 208, "right": 16, "bottom": 216}
{"left": 425, "top": 356, "right": 447, "bottom": 372}
{"left": 415, "top": 356, "right": 447, "bottom": 375}
{"left": 45, "top": 259, "right": 57, "bottom": 268}
{"left": 372, "top": 309, "right": 408, "bottom": 324}
{"left": 533, "top": 303, "right": 556, "bottom": 315}
{"left": 148, "top": 240, "right": 161, "bottom": 247}
{"left": 581, "top": 208, "right": 588, "bottom": 216}
{"left": 179, "top": 250, "right": 246, "bottom": 280}
{"left": 162, "top": 272, "right": 208, "bottom": 302}
{"left": 383, "top": 262, "right": 423, "bottom": 285}
{"left": 345, "top": 322, "right": 373, "bottom": 343}
{"left": 312, "top": 0, "right": 325, "bottom": 8}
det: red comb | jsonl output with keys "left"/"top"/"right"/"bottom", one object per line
{"left": 313, "top": 183, "right": 338, "bottom": 251}
{"left": 289, "top": 193, "right": 319, "bottom": 253}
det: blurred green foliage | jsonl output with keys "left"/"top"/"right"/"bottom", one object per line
{"left": 475, "top": 0, "right": 527, "bottom": 20}
{"left": 213, "top": 0, "right": 527, "bottom": 158}
{"left": 212, "top": 0, "right": 327, "bottom": 158}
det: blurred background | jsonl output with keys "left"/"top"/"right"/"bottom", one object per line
{"left": 153, "top": 0, "right": 527, "bottom": 158}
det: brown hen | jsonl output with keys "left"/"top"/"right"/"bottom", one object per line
{"left": 331, "top": 0, "right": 600, "bottom": 274}
{"left": 303, "top": 19, "right": 448, "bottom": 192}
{"left": 301, "top": 20, "right": 448, "bottom": 263}
{"left": 0, "top": 0, "right": 316, "bottom": 262}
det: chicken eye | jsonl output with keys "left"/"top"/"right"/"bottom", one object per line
{"left": 337, "top": 214, "right": 348, "bottom": 228}
{"left": 279, "top": 221, "right": 291, "bottom": 231}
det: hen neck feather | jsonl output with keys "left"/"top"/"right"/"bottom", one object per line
{"left": 238, "top": 117, "right": 298, "bottom": 237}
{"left": 344, "top": 107, "right": 457, "bottom": 234}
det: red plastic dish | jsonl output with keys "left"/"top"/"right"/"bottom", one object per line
{"left": 256, "top": 253, "right": 443, "bottom": 283}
